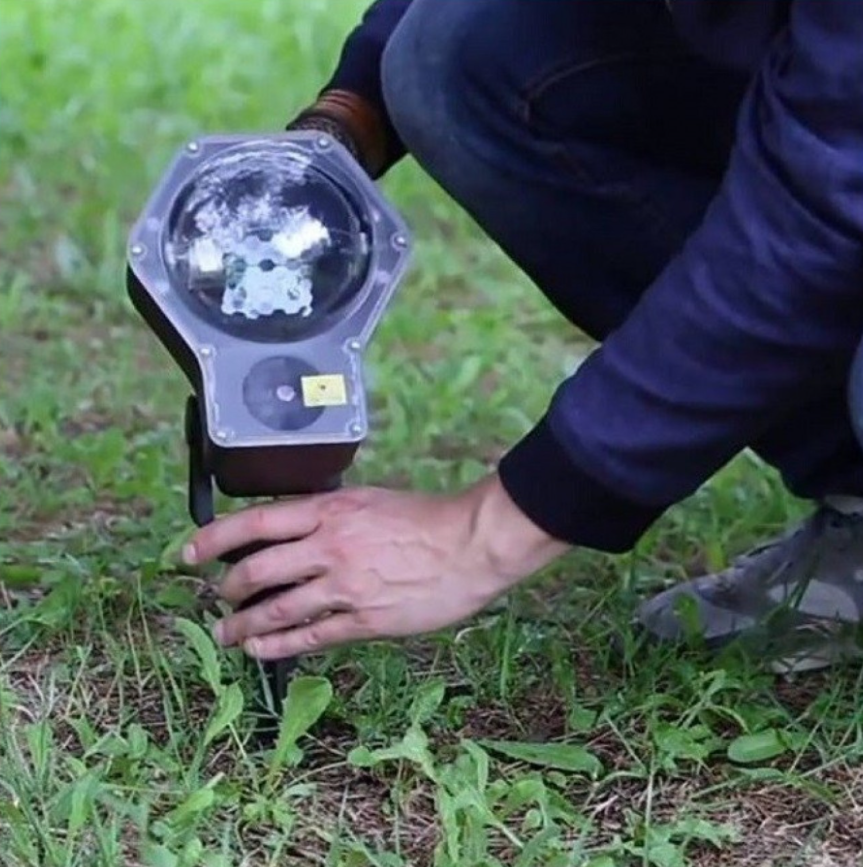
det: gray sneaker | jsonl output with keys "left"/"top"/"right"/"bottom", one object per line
{"left": 635, "top": 506, "right": 863, "bottom": 673}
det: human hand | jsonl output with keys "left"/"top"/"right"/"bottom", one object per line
{"left": 183, "top": 474, "right": 570, "bottom": 660}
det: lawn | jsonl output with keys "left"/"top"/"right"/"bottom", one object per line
{"left": 1, "top": 1, "right": 862, "bottom": 865}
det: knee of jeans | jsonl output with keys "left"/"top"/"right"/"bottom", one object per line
{"left": 382, "top": 1, "right": 461, "bottom": 166}
{"left": 381, "top": 0, "right": 504, "bottom": 177}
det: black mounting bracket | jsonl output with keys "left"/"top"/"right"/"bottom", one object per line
{"left": 184, "top": 394, "right": 297, "bottom": 734}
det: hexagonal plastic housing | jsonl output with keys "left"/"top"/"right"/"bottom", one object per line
{"left": 127, "top": 133, "right": 412, "bottom": 496}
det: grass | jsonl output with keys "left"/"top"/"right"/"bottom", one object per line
{"left": 1, "top": 1, "right": 862, "bottom": 864}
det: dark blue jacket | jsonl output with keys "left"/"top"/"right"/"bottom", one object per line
{"left": 326, "top": 0, "right": 863, "bottom": 553}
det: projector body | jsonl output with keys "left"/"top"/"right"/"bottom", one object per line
{"left": 127, "top": 132, "right": 412, "bottom": 729}
{"left": 127, "top": 132, "right": 412, "bottom": 498}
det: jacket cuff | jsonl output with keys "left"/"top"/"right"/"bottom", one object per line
{"left": 324, "top": 56, "right": 405, "bottom": 173}
{"left": 498, "top": 418, "right": 666, "bottom": 554}
{"left": 325, "top": 51, "right": 385, "bottom": 120}
{"left": 290, "top": 91, "right": 388, "bottom": 178}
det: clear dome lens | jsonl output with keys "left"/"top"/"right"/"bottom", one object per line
{"left": 164, "top": 144, "right": 371, "bottom": 342}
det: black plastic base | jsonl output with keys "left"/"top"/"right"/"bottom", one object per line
{"left": 184, "top": 395, "right": 306, "bottom": 741}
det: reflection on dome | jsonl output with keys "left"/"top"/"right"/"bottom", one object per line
{"left": 164, "top": 144, "right": 371, "bottom": 342}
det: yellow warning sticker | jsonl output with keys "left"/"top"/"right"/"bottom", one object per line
{"left": 301, "top": 375, "right": 348, "bottom": 408}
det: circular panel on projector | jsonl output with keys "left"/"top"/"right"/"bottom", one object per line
{"left": 242, "top": 356, "right": 329, "bottom": 432}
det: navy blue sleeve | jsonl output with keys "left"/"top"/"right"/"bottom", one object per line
{"left": 499, "top": 0, "right": 863, "bottom": 552}
{"left": 324, "top": 0, "right": 413, "bottom": 151}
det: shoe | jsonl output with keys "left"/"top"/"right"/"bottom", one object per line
{"left": 635, "top": 506, "right": 863, "bottom": 673}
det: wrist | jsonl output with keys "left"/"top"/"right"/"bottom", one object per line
{"left": 288, "top": 90, "right": 389, "bottom": 178}
{"left": 466, "top": 474, "right": 571, "bottom": 584}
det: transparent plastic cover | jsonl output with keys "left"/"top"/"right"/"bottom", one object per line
{"left": 164, "top": 144, "right": 371, "bottom": 342}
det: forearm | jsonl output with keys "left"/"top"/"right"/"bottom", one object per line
{"left": 500, "top": 0, "right": 863, "bottom": 552}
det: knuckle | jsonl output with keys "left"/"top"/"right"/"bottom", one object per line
{"left": 319, "top": 488, "right": 370, "bottom": 519}
{"left": 237, "top": 551, "right": 273, "bottom": 591}
{"left": 304, "top": 622, "right": 329, "bottom": 651}
{"left": 232, "top": 560, "right": 255, "bottom": 590}
{"left": 254, "top": 548, "right": 282, "bottom": 584}
{"left": 249, "top": 507, "right": 274, "bottom": 537}
{"left": 271, "top": 592, "right": 294, "bottom": 622}
{"left": 194, "top": 527, "right": 217, "bottom": 558}
{"left": 318, "top": 525, "right": 355, "bottom": 568}
{"left": 327, "top": 578, "right": 353, "bottom": 609}
{"left": 323, "top": 533, "right": 348, "bottom": 566}
{"left": 351, "top": 609, "right": 374, "bottom": 632}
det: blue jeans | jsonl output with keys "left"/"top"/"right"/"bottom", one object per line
{"left": 380, "top": 0, "right": 863, "bottom": 502}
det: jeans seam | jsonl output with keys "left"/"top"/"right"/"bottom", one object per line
{"left": 517, "top": 49, "right": 691, "bottom": 122}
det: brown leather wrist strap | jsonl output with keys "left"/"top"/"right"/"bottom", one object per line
{"left": 289, "top": 113, "right": 364, "bottom": 165}
{"left": 291, "top": 90, "right": 389, "bottom": 179}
